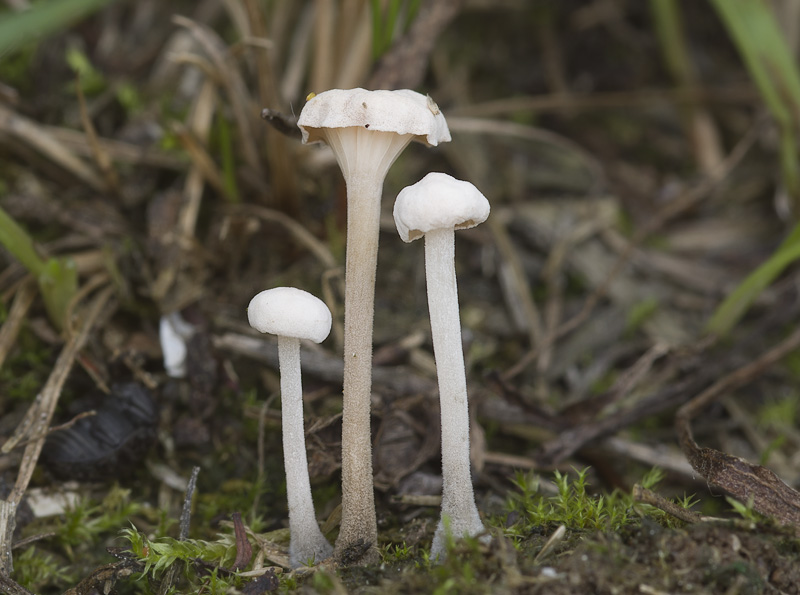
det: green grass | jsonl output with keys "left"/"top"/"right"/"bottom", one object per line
{"left": 0, "top": 0, "right": 118, "bottom": 56}
{"left": 370, "top": 0, "right": 423, "bottom": 59}
{"left": 710, "top": 0, "right": 800, "bottom": 201}
{"left": 704, "top": 0, "right": 800, "bottom": 336}
{"left": 707, "top": 220, "right": 800, "bottom": 336}
{"left": 0, "top": 205, "right": 78, "bottom": 331}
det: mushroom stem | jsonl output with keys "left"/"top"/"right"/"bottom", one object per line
{"left": 327, "top": 128, "right": 413, "bottom": 562}
{"left": 424, "top": 228, "right": 486, "bottom": 559}
{"left": 278, "top": 335, "right": 333, "bottom": 567}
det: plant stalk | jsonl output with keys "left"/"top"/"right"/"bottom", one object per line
{"left": 424, "top": 228, "right": 485, "bottom": 560}
{"left": 336, "top": 172, "right": 383, "bottom": 564}
{"left": 278, "top": 335, "right": 333, "bottom": 567}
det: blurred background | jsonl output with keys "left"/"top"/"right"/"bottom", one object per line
{"left": 2, "top": 0, "right": 800, "bottom": 592}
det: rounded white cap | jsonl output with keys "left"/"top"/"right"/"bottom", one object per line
{"left": 298, "top": 88, "right": 451, "bottom": 146}
{"left": 393, "top": 172, "right": 490, "bottom": 243}
{"left": 247, "top": 287, "right": 332, "bottom": 343}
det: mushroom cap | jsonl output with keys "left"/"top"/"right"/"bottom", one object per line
{"left": 393, "top": 172, "right": 490, "bottom": 243}
{"left": 247, "top": 287, "right": 332, "bottom": 343}
{"left": 297, "top": 88, "right": 451, "bottom": 147}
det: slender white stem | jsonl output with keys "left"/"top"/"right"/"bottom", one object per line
{"left": 278, "top": 335, "right": 333, "bottom": 567}
{"left": 424, "top": 228, "right": 485, "bottom": 560}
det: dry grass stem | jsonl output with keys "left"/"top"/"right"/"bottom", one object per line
{"left": 0, "top": 279, "right": 36, "bottom": 369}
{"left": 0, "top": 104, "right": 106, "bottom": 193}
{"left": 231, "top": 204, "right": 337, "bottom": 269}
{"left": 503, "top": 122, "right": 761, "bottom": 381}
{"left": 0, "top": 285, "right": 114, "bottom": 572}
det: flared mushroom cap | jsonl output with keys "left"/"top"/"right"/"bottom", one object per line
{"left": 248, "top": 287, "right": 332, "bottom": 344}
{"left": 298, "top": 88, "right": 451, "bottom": 147}
{"left": 393, "top": 172, "right": 490, "bottom": 243}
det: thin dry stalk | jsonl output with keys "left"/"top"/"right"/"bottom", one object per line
{"left": 334, "top": 2, "right": 372, "bottom": 89}
{"left": 76, "top": 78, "right": 121, "bottom": 194}
{"left": 651, "top": 0, "right": 724, "bottom": 174}
{"left": 0, "top": 104, "right": 107, "bottom": 193}
{"left": 239, "top": 0, "right": 301, "bottom": 214}
{"left": 229, "top": 204, "right": 337, "bottom": 268}
{"left": 179, "top": 78, "right": 219, "bottom": 238}
{"left": 168, "top": 52, "right": 223, "bottom": 83}
{"left": 280, "top": 3, "right": 315, "bottom": 104}
{"left": 450, "top": 86, "right": 759, "bottom": 118}
{"left": 633, "top": 485, "right": 703, "bottom": 524}
{"left": 172, "top": 15, "right": 261, "bottom": 178}
{"left": 47, "top": 126, "right": 186, "bottom": 170}
{"left": 537, "top": 216, "right": 608, "bottom": 375}
{"left": 448, "top": 116, "right": 606, "bottom": 190}
{"left": 487, "top": 217, "right": 543, "bottom": 348}
{"left": 0, "top": 278, "right": 36, "bottom": 369}
{"left": 0, "top": 285, "right": 115, "bottom": 573}
{"left": 311, "top": 0, "right": 336, "bottom": 92}
{"left": 503, "top": 121, "right": 761, "bottom": 381}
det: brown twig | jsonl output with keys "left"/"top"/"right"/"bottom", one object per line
{"left": 0, "top": 572, "right": 35, "bottom": 595}
{"left": 533, "top": 365, "right": 715, "bottom": 468}
{"left": 156, "top": 466, "right": 201, "bottom": 595}
{"left": 259, "top": 108, "right": 302, "bottom": 141}
{"left": 10, "top": 411, "right": 97, "bottom": 451}
{"left": 633, "top": 484, "right": 703, "bottom": 525}
{"left": 75, "top": 75, "right": 120, "bottom": 195}
{"left": 0, "top": 278, "right": 36, "bottom": 369}
{"left": 675, "top": 325, "right": 800, "bottom": 531}
{"left": 214, "top": 331, "right": 435, "bottom": 396}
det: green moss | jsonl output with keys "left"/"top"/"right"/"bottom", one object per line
{"left": 506, "top": 468, "right": 634, "bottom": 535}
{"left": 14, "top": 546, "right": 76, "bottom": 592}
{"left": 57, "top": 486, "right": 145, "bottom": 555}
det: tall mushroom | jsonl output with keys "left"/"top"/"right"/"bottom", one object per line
{"left": 298, "top": 88, "right": 450, "bottom": 563}
{"left": 393, "top": 172, "right": 490, "bottom": 560}
{"left": 247, "top": 287, "right": 333, "bottom": 567}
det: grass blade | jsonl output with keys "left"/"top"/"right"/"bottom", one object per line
{"left": 706, "top": 221, "right": 800, "bottom": 336}
{"left": 0, "top": 0, "right": 118, "bottom": 56}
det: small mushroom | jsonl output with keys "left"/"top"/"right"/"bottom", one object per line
{"left": 393, "top": 172, "right": 490, "bottom": 560}
{"left": 298, "top": 88, "right": 450, "bottom": 563}
{"left": 247, "top": 287, "right": 333, "bottom": 567}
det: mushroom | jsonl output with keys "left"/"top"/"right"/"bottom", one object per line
{"left": 298, "top": 88, "right": 450, "bottom": 562}
{"left": 393, "top": 172, "right": 490, "bottom": 560}
{"left": 247, "top": 287, "right": 333, "bottom": 567}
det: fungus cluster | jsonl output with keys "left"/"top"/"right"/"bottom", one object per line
{"left": 246, "top": 88, "right": 490, "bottom": 568}
{"left": 298, "top": 88, "right": 450, "bottom": 562}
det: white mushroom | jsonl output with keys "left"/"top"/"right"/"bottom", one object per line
{"left": 393, "top": 172, "right": 490, "bottom": 560}
{"left": 247, "top": 287, "right": 333, "bottom": 567}
{"left": 298, "top": 88, "right": 450, "bottom": 563}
